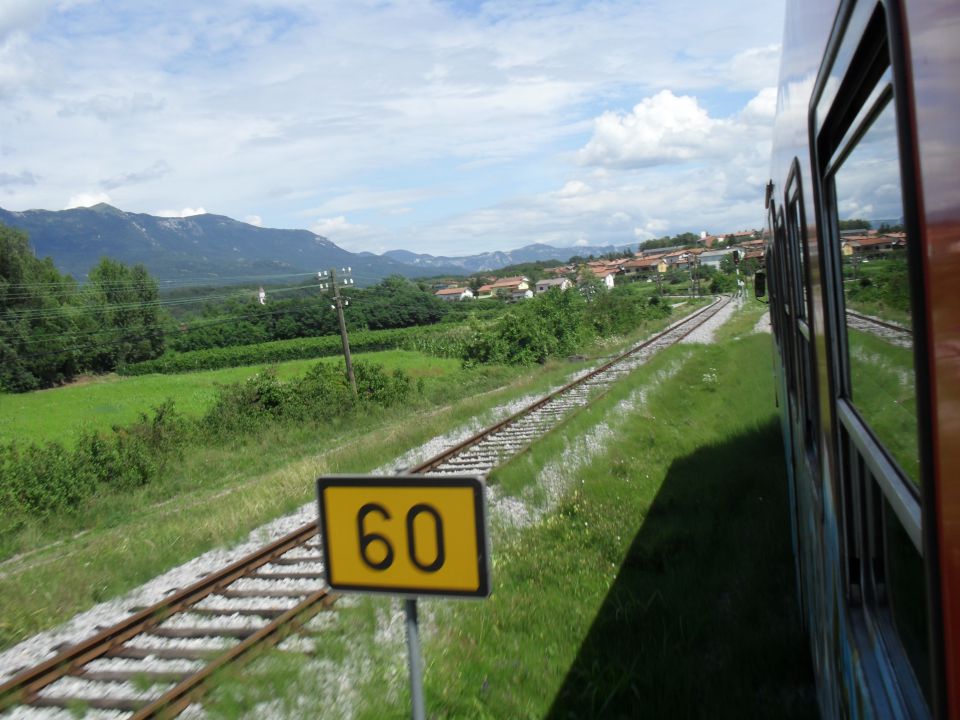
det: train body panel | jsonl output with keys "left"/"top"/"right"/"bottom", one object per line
{"left": 766, "top": 0, "right": 959, "bottom": 717}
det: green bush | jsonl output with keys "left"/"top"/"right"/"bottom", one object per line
{"left": 462, "top": 287, "right": 669, "bottom": 367}
{"left": 844, "top": 255, "right": 911, "bottom": 314}
{"left": 0, "top": 362, "right": 417, "bottom": 518}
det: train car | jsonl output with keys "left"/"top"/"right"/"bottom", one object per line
{"left": 764, "top": 0, "right": 959, "bottom": 717}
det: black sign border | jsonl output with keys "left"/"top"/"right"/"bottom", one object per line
{"left": 315, "top": 474, "right": 490, "bottom": 599}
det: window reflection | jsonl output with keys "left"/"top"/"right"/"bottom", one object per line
{"left": 833, "top": 98, "right": 919, "bottom": 485}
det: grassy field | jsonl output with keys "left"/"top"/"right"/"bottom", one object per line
{"left": 0, "top": 350, "right": 463, "bottom": 447}
{"left": 0, "top": 305, "right": 698, "bottom": 649}
{"left": 198, "top": 300, "right": 817, "bottom": 718}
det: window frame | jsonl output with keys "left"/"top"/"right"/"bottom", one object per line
{"left": 807, "top": 0, "right": 940, "bottom": 715}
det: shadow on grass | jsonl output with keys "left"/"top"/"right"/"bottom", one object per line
{"left": 545, "top": 418, "right": 818, "bottom": 719}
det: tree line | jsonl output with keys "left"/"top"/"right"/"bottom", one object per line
{"left": 1, "top": 222, "right": 455, "bottom": 391}
{"left": 1, "top": 223, "right": 164, "bottom": 391}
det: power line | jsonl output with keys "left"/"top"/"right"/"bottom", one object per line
{"left": 5, "top": 297, "right": 339, "bottom": 347}
{"left": 1, "top": 282, "right": 322, "bottom": 321}
{"left": 0, "top": 270, "right": 318, "bottom": 292}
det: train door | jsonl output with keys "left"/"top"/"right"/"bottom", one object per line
{"left": 810, "top": 1, "right": 939, "bottom": 715}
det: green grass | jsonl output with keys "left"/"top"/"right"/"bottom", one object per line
{"left": 200, "top": 305, "right": 816, "bottom": 718}
{"left": 0, "top": 354, "right": 596, "bottom": 648}
{"left": 0, "top": 350, "right": 462, "bottom": 447}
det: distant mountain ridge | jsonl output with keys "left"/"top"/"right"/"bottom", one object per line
{"left": 382, "top": 242, "right": 636, "bottom": 273}
{"left": 0, "top": 203, "right": 635, "bottom": 285}
{"left": 0, "top": 203, "right": 461, "bottom": 285}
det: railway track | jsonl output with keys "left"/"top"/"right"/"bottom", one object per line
{"left": 845, "top": 309, "right": 912, "bottom": 348}
{"left": 0, "top": 296, "right": 730, "bottom": 719}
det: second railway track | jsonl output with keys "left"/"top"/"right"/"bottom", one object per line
{"left": 0, "top": 295, "right": 731, "bottom": 719}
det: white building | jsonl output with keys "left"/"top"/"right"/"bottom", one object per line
{"left": 434, "top": 287, "right": 474, "bottom": 302}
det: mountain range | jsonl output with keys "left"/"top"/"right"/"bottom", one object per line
{"left": 0, "top": 204, "right": 634, "bottom": 285}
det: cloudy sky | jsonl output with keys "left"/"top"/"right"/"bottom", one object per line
{"left": 0, "top": 0, "right": 785, "bottom": 256}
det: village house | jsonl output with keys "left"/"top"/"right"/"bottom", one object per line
{"left": 662, "top": 249, "right": 697, "bottom": 270}
{"left": 621, "top": 255, "right": 667, "bottom": 277}
{"left": 434, "top": 287, "right": 474, "bottom": 302}
{"left": 841, "top": 234, "right": 905, "bottom": 256}
{"left": 535, "top": 277, "right": 573, "bottom": 293}
{"left": 700, "top": 248, "right": 737, "bottom": 269}
{"left": 580, "top": 266, "right": 617, "bottom": 289}
{"left": 474, "top": 284, "right": 495, "bottom": 299}
{"left": 490, "top": 276, "right": 531, "bottom": 298}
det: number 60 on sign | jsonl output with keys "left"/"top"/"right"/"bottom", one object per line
{"left": 315, "top": 475, "right": 490, "bottom": 598}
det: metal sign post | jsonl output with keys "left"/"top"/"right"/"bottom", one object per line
{"left": 405, "top": 599, "right": 426, "bottom": 720}
{"left": 316, "top": 474, "right": 490, "bottom": 719}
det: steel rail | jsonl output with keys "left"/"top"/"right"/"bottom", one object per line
{"left": 131, "top": 591, "right": 336, "bottom": 719}
{"left": 845, "top": 309, "right": 912, "bottom": 335}
{"left": 0, "top": 522, "right": 319, "bottom": 711}
{"left": 408, "top": 297, "right": 725, "bottom": 474}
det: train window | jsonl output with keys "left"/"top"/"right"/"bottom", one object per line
{"left": 785, "top": 163, "right": 818, "bottom": 457}
{"left": 814, "top": 1, "right": 932, "bottom": 713}
{"left": 831, "top": 94, "right": 918, "bottom": 486}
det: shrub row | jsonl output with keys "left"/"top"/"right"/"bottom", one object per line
{"left": 0, "top": 361, "right": 415, "bottom": 518}
{"left": 119, "top": 324, "right": 462, "bottom": 375}
{"left": 462, "top": 287, "right": 671, "bottom": 367}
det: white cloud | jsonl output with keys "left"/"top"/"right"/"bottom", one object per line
{"left": 742, "top": 86, "right": 778, "bottom": 122}
{"left": 634, "top": 218, "right": 670, "bottom": 240}
{"left": 307, "top": 188, "right": 439, "bottom": 216}
{"left": 578, "top": 91, "right": 720, "bottom": 169}
{"left": 58, "top": 93, "right": 165, "bottom": 122}
{"left": 0, "top": 1, "right": 52, "bottom": 40}
{"left": 154, "top": 207, "right": 207, "bottom": 217}
{"left": 101, "top": 160, "right": 171, "bottom": 190}
{"left": 65, "top": 191, "right": 111, "bottom": 208}
{"left": 555, "top": 180, "right": 590, "bottom": 198}
{"left": 310, "top": 216, "right": 376, "bottom": 250}
{"left": 578, "top": 88, "right": 776, "bottom": 172}
{"left": 244, "top": 214, "right": 263, "bottom": 226}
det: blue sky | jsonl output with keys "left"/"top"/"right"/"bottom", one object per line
{"left": 0, "top": 0, "right": 785, "bottom": 256}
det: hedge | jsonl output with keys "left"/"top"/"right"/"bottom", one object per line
{"left": 119, "top": 324, "right": 468, "bottom": 375}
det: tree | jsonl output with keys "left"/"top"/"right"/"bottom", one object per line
{"left": 838, "top": 218, "right": 872, "bottom": 231}
{"left": 0, "top": 223, "right": 80, "bottom": 390}
{"left": 85, "top": 258, "right": 165, "bottom": 370}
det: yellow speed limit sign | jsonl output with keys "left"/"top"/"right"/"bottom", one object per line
{"left": 315, "top": 475, "right": 490, "bottom": 598}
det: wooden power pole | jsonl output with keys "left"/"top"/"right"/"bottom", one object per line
{"left": 319, "top": 268, "right": 357, "bottom": 397}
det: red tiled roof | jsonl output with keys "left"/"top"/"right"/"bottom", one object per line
{"left": 845, "top": 235, "right": 900, "bottom": 247}
{"left": 491, "top": 276, "right": 528, "bottom": 288}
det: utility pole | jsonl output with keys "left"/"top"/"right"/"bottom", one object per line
{"left": 319, "top": 267, "right": 357, "bottom": 397}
